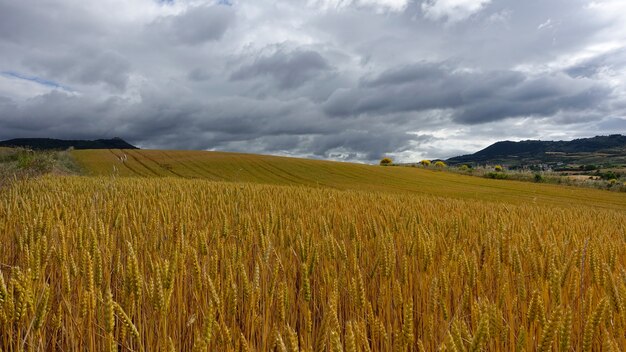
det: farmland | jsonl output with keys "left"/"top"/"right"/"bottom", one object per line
{"left": 72, "top": 149, "right": 626, "bottom": 211}
{"left": 0, "top": 149, "right": 625, "bottom": 351}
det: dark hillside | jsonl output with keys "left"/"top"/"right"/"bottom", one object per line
{"left": 0, "top": 137, "right": 138, "bottom": 150}
{"left": 448, "top": 134, "right": 626, "bottom": 166}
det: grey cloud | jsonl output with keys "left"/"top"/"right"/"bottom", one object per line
{"left": 455, "top": 80, "right": 612, "bottom": 124}
{"left": 0, "top": 1, "right": 101, "bottom": 45}
{"left": 362, "top": 61, "right": 449, "bottom": 86}
{"left": 187, "top": 68, "right": 212, "bottom": 81}
{"left": 0, "top": 1, "right": 130, "bottom": 90}
{"left": 0, "top": 0, "right": 625, "bottom": 163}
{"left": 598, "top": 117, "right": 626, "bottom": 131}
{"left": 0, "top": 96, "right": 14, "bottom": 105}
{"left": 152, "top": 5, "right": 235, "bottom": 45}
{"left": 325, "top": 62, "right": 614, "bottom": 124}
{"left": 214, "top": 127, "right": 422, "bottom": 162}
{"left": 23, "top": 50, "right": 131, "bottom": 90}
{"left": 307, "top": 129, "right": 418, "bottom": 160}
{"left": 566, "top": 48, "right": 626, "bottom": 78}
{"left": 0, "top": 85, "right": 423, "bottom": 162}
{"left": 0, "top": 88, "right": 322, "bottom": 148}
{"left": 459, "top": 70, "right": 526, "bottom": 100}
{"left": 231, "top": 48, "right": 331, "bottom": 89}
{"left": 0, "top": 92, "right": 113, "bottom": 138}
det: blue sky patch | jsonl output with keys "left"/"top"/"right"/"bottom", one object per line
{"left": 1, "top": 71, "right": 72, "bottom": 91}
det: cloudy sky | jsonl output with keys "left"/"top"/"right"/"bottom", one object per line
{"left": 1, "top": 0, "right": 625, "bottom": 162}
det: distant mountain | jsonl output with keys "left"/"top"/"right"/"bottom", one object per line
{"left": 0, "top": 137, "right": 138, "bottom": 150}
{"left": 447, "top": 134, "right": 626, "bottom": 166}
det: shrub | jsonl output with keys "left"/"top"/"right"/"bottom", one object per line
{"left": 0, "top": 148, "right": 77, "bottom": 184}
{"left": 20, "top": 151, "right": 55, "bottom": 174}
{"left": 534, "top": 173, "right": 544, "bottom": 183}
{"left": 16, "top": 149, "right": 35, "bottom": 168}
{"left": 494, "top": 165, "right": 503, "bottom": 172}
{"left": 582, "top": 164, "right": 597, "bottom": 171}
{"left": 486, "top": 172, "right": 508, "bottom": 179}
{"left": 459, "top": 164, "right": 470, "bottom": 171}
{"left": 380, "top": 157, "right": 393, "bottom": 166}
{"left": 598, "top": 171, "right": 619, "bottom": 180}
{"left": 434, "top": 161, "right": 446, "bottom": 168}
{"left": 420, "top": 160, "right": 431, "bottom": 167}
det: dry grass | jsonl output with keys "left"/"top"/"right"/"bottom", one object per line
{"left": 0, "top": 175, "right": 625, "bottom": 351}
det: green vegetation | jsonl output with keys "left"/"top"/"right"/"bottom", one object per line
{"left": 581, "top": 164, "right": 598, "bottom": 171}
{"left": 448, "top": 162, "right": 626, "bottom": 192}
{"left": 596, "top": 170, "right": 620, "bottom": 180}
{"left": 444, "top": 134, "right": 626, "bottom": 192}
{"left": 0, "top": 147, "right": 81, "bottom": 187}
{"left": 485, "top": 171, "right": 508, "bottom": 179}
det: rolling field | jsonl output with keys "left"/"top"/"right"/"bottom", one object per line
{"left": 72, "top": 149, "right": 626, "bottom": 211}
{"left": 0, "top": 149, "right": 625, "bottom": 351}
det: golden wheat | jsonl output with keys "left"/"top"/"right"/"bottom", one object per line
{"left": 0, "top": 176, "right": 624, "bottom": 350}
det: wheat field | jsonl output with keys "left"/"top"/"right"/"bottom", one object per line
{"left": 1, "top": 173, "right": 625, "bottom": 351}
{"left": 72, "top": 149, "right": 626, "bottom": 211}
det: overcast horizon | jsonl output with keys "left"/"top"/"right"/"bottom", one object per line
{"left": 1, "top": 0, "right": 626, "bottom": 162}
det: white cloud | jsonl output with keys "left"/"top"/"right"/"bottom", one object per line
{"left": 537, "top": 18, "right": 553, "bottom": 30}
{"left": 308, "top": 0, "right": 410, "bottom": 12}
{"left": 587, "top": 0, "right": 626, "bottom": 19}
{"left": 486, "top": 10, "right": 510, "bottom": 25}
{"left": 422, "top": 0, "right": 491, "bottom": 23}
{"left": 0, "top": 74, "right": 74, "bottom": 102}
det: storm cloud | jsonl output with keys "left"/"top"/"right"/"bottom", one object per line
{"left": 231, "top": 48, "right": 332, "bottom": 90}
{"left": 151, "top": 4, "right": 236, "bottom": 45}
{"left": 326, "top": 63, "right": 613, "bottom": 125}
{"left": 1, "top": 0, "right": 625, "bottom": 162}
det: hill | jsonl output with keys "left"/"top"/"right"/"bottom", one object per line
{"left": 72, "top": 148, "right": 626, "bottom": 211}
{"left": 447, "top": 134, "right": 626, "bottom": 166}
{"left": 0, "top": 137, "right": 138, "bottom": 150}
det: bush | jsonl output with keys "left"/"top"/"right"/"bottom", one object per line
{"left": 486, "top": 172, "right": 508, "bottom": 180}
{"left": 494, "top": 165, "right": 503, "bottom": 172}
{"left": 15, "top": 149, "right": 34, "bottom": 168}
{"left": 459, "top": 164, "right": 470, "bottom": 171}
{"left": 379, "top": 157, "right": 393, "bottom": 166}
{"left": 597, "top": 170, "right": 619, "bottom": 180}
{"left": 434, "top": 161, "right": 446, "bottom": 168}
{"left": 1, "top": 148, "right": 66, "bottom": 182}
{"left": 582, "top": 164, "right": 597, "bottom": 171}
{"left": 420, "top": 160, "right": 431, "bottom": 167}
{"left": 534, "top": 174, "right": 544, "bottom": 183}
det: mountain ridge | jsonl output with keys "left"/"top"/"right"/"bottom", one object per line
{"left": 0, "top": 137, "right": 138, "bottom": 150}
{"left": 446, "top": 134, "right": 626, "bottom": 166}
